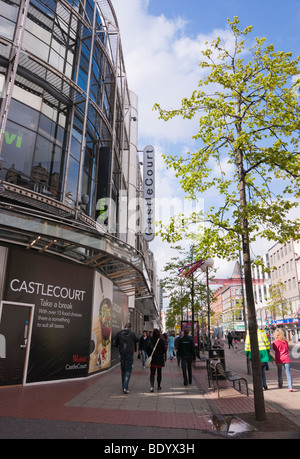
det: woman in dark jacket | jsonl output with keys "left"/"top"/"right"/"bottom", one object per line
{"left": 147, "top": 329, "right": 165, "bottom": 392}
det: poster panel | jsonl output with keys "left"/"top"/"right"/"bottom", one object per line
{"left": 89, "top": 272, "right": 113, "bottom": 373}
{"left": 88, "top": 272, "right": 128, "bottom": 373}
{"left": 4, "top": 248, "right": 93, "bottom": 383}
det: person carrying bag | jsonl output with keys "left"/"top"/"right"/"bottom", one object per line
{"left": 145, "top": 338, "right": 159, "bottom": 368}
{"left": 146, "top": 329, "right": 165, "bottom": 392}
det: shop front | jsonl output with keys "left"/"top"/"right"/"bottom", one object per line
{"left": 0, "top": 245, "right": 128, "bottom": 386}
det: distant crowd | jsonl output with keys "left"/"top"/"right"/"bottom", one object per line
{"left": 114, "top": 324, "right": 295, "bottom": 395}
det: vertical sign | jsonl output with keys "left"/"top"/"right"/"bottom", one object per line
{"left": 143, "top": 145, "right": 155, "bottom": 242}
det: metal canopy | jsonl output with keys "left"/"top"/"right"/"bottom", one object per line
{"left": 0, "top": 182, "right": 154, "bottom": 302}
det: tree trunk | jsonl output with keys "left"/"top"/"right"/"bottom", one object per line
{"left": 237, "top": 147, "right": 266, "bottom": 421}
{"left": 242, "top": 231, "right": 266, "bottom": 421}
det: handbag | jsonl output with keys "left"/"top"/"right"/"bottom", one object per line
{"left": 145, "top": 339, "right": 159, "bottom": 368}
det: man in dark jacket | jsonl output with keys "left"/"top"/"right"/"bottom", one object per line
{"left": 114, "top": 323, "right": 138, "bottom": 394}
{"left": 177, "top": 330, "right": 196, "bottom": 386}
{"left": 139, "top": 330, "right": 149, "bottom": 368}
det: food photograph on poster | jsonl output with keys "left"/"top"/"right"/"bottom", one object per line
{"left": 89, "top": 272, "right": 128, "bottom": 374}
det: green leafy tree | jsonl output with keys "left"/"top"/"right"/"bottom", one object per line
{"left": 161, "top": 246, "right": 214, "bottom": 341}
{"left": 267, "top": 280, "right": 291, "bottom": 324}
{"left": 154, "top": 17, "right": 300, "bottom": 421}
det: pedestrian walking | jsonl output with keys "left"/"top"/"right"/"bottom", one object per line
{"left": 114, "top": 323, "right": 139, "bottom": 394}
{"left": 244, "top": 328, "right": 273, "bottom": 390}
{"left": 168, "top": 332, "right": 175, "bottom": 360}
{"left": 234, "top": 334, "right": 238, "bottom": 349}
{"left": 147, "top": 328, "right": 165, "bottom": 392}
{"left": 177, "top": 329, "right": 196, "bottom": 386}
{"left": 162, "top": 332, "right": 168, "bottom": 361}
{"left": 174, "top": 331, "right": 184, "bottom": 366}
{"left": 138, "top": 330, "right": 149, "bottom": 369}
{"left": 227, "top": 331, "right": 234, "bottom": 349}
{"left": 272, "top": 328, "right": 293, "bottom": 392}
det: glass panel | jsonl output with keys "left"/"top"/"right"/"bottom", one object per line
{"left": 30, "top": 0, "right": 55, "bottom": 19}
{"left": 32, "top": 136, "right": 62, "bottom": 196}
{"left": 38, "top": 114, "right": 56, "bottom": 142}
{"left": 37, "top": 113, "right": 65, "bottom": 147}
{"left": 0, "top": 120, "right": 37, "bottom": 184}
{"left": 8, "top": 99, "right": 39, "bottom": 131}
{"left": 0, "top": 1, "right": 18, "bottom": 21}
{"left": 0, "top": 17, "right": 15, "bottom": 40}
{"left": 49, "top": 48, "right": 65, "bottom": 73}
{"left": 84, "top": 146, "right": 94, "bottom": 174}
{"left": 70, "top": 136, "right": 81, "bottom": 161}
{"left": 23, "top": 30, "right": 50, "bottom": 60}
{"left": 65, "top": 156, "right": 79, "bottom": 202}
{"left": 25, "top": 18, "right": 51, "bottom": 45}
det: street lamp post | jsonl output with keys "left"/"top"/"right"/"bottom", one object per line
{"left": 200, "top": 258, "right": 214, "bottom": 347}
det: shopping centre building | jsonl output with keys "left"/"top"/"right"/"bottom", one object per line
{"left": 0, "top": 0, "right": 160, "bottom": 385}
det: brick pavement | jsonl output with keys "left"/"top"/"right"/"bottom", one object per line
{"left": 0, "top": 342, "right": 299, "bottom": 439}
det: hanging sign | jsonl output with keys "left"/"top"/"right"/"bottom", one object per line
{"left": 143, "top": 145, "right": 155, "bottom": 242}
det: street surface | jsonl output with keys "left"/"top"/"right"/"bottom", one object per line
{"left": 0, "top": 338, "right": 299, "bottom": 440}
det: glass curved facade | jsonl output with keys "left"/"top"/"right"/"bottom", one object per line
{"left": 0, "top": 0, "right": 160, "bottom": 346}
{"left": 0, "top": 0, "right": 129, "bottom": 228}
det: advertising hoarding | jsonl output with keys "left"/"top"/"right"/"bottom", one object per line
{"left": 3, "top": 248, "right": 93, "bottom": 383}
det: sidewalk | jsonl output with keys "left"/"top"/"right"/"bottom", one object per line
{"left": 0, "top": 344, "right": 299, "bottom": 439}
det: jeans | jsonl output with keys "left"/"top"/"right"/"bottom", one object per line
{"left": 120, "top": 354, "right": 134, "bottom": 391}
{"left": 181, "top": 355, "right": 193, "bottom": 385}
{"left": 141, "top": 350, "right": 147, "bottom": 367}
{"left": 277, "top": 363, "right": 293, "bottom": 389}
{"left": 261, "top": 362, "right": 267, "bottom": 387}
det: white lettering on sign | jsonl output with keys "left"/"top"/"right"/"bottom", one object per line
{"left": 143, "top": 145, "right": 155, "bottom": 242}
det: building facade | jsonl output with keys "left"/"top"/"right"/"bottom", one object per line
{"left": 211, "top": 262, "right": 247, "bottom": 338}
{"left": 0, "top": 0, "right": 159, "bottom": 386}
{"left": 211, "top": 243, "right": 300, "bottom": 341}
{"left": 211, "top": 261, "right": 267, "bottom": 339}
{"left": 268, "top": 240, "right": 300, "bottom": 339}
{"left": 251, "top": 254, "right": 271, "bottom": 328}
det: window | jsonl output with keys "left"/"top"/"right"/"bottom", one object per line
{"left": 1, "top": 120, "right": 37, "bottom": 180}
{"left": 0, "top": 0, "right": 18, "bottom": 40}
{"left": 65, "top": 156, "right": 79, "bottom": 201}
{"left": 8, "top": 99, "right": 39, "bottom": 131}
{"left": 292, "top": 278, "right": 296, "bottom": 289}
{"left": 70, "top": 136, "right": 81, "bottom": 161}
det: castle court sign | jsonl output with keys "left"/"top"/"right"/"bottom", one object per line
{"left": 143, "top": 145, "right": 155, "bottom": 242}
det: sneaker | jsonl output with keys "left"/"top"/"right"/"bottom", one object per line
{"left": 288, "top": 388, "right": 294, "bottom": 392}
{"left": 150, "top": 387, "right": 154, "bottom": 392}
{"left": 263, "top": 385, "right": 268, "bottom": 390}
{"left": 157, "top": 386, "right": 161, "bottom": 390}
{"left": 123, "top": 389, "right": 130, "bottom": 394}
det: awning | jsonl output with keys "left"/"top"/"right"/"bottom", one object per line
{"left": 0, "top": 181, "right": 157, "bottom": 306}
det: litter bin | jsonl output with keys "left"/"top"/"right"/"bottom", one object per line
{"left": 208, "top": 347, "right": 226, "bottom": 379}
